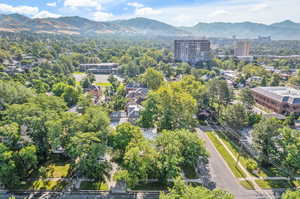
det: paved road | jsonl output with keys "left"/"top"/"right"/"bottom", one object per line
{"left": 197, "top": 129, "right": 267, "bottom": 199}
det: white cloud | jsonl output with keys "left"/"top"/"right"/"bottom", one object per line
{"left": 33, "top": 11, "right": 61, "bottom": 18}
{"left": 47, "top": 2, "right": 57, "bottom": 7}
{"left": 64, "top": 0, "right": 102, "bottom": 10}
{"left": 209, "top": 9, "right": 232, "bottom": 17}
{"left": 250, "top": 3, "right": 269, "bottom": 12}
{"left": 135, "top": 7, "right": 161, "bottom": 16}
{"left": 128, "top": 2, "right": 144, "bottom": 8}
{"left": 0, "top": 3, "right": 39, "bottom": 16}
{"left": 93, "top": 11, "right": 113, "bottom": 21}
{"left": 119, "top": 0, "right": 300, "bottom": 26}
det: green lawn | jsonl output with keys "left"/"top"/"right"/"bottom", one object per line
{"left": 207, "top": 132, "right": 247, "bottom": 178}
{"left": 240, "top": 180, "right": 255, "bottom": 190}
{"left": 35, "top": 162, "right": 71, "bottom": 178}
{"left": 73, "top": 72, "right": 85, "bottom": 75}
{"left": 216, "top": 132, "right": 269, "bottom": 177}
{"left": 17, "top": 180, "right": 67, "bottom": 191}
{"left": 215, "top": 131, "right": 281, "bottom": 178}
{"left": 80, "top": 181, "right": 109, "bottom": 191}
{"left": 95, "top": 82, "right": 112, "bottom": 87}
{"left": 255, "top": 180, "right": 295, "bottom": 189}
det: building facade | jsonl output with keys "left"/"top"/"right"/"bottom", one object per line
{"left": 234, "top": 41, "right": 251, "bottom": 57}
{"left": 174, "top": 40, "right": 211, "bottom": 65}
{"left": 251, "top": 87, "right": 300, "bottom": 115}
{"left": 80, "top": 63, "right": 119, "bottom": 74}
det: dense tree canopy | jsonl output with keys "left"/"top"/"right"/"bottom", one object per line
{"left": 160, "top": 177, "right": 234, "bottom": 199}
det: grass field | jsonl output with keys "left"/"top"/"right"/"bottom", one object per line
{"left": 240, "top": 180, "right": 255, "bottom": 190}
{"left": 95, "top": 82, "right": 112, "bottom": 87}
{"left": 80, "top": 181, "right": 109, "bottom": 191}
{"left": 73, "top": 72, "right": 85, "bottom": 75}
{"left": 207, "top": 132, "right": 247, "bottom": 178}
{"left": 15, "top": 159, "right": 71, "bottom": 191}
{"left": 17, "top": 180, "right": 67, "bottom": 191}
{"left": 35, "top": 162, "right": 71, "bottom": 178}
{"left": 255, "top": 180, "right": 300, "bottom": 189}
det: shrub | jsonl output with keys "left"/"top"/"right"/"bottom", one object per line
{"left": 246, "top": 160, "right": 258, "bottom": 173}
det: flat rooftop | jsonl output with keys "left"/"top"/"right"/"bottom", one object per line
{"left": 252, "top": 87, "right": 300, "bottom": 104}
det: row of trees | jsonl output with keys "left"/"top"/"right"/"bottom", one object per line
{"left": 0, "top": 93, "right": 112, "bottom": 187}
{"left": 252, "top": 118, "right": 300, "bottom": 180}
{"left": 112, "top": 123, "right": 208, "bottom": 188}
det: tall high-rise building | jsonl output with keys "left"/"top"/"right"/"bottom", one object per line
{"left": 234, "top": 41, "right": 251, "bottom": 56}
{"left": 174, "top": 40, "right": 211, "bottom": 65}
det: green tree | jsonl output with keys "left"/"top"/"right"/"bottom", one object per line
{"left": 222, "top": 103, "right": 249, "bottom": 131}
{"left": 67, "top": 132, "right": 110, "bottom": 180}
{"left": 0, "top": 144, "right": 19, "bottom": 188}
{"left": 122, "top": 139, "right": 158, "bottom": 187}
{"left": 111, "top": 123, "right": 144, "bottom": 154}
{"left": 208, "top": 79, "right": 232, "bottom": 115}
{"left": 52, "top": 82, "right": 68, "bottom": 97}
{"left": 140, "top": 68, "right": 164, "bottom": 90}
{"left": 282, "top": 190, "right": 300, "bottom": 199}
{"left": 277, "top": 128, "right": 300, "bottom": 181}
{"left": 240, "top": 88, "right": 255, "bottom": 110}
{"left": 155, "top": 130, "right": 208, "bottom": 182}
{"left": 252, "top": 118, "right": 283, "bottom": 166}
{"left": 80, "top": 106, "right": 110, "bottom": 135}
{"left": 62, "top": 85, "right": 82, "bottom": 107}
{"left": 0, "top": 123, "right": 20, "bottom": 150}
{"left": 77, "top": 94, "right": 93, "bottom": 114}
{"left": 140, "top": 84, "right": 197, "bottom": 130}
{"left": 160, "top": 177, "right": 234, "bottom": 199}
{"left": 0, "top": 80, "right": 34, "bottom": 109}
{"left": 15, "top": 145, "right": 38, "bottom": 176}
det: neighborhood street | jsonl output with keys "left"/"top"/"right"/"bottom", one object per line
{"left": 197, "top": 128, "right": 275, "bottom": 199}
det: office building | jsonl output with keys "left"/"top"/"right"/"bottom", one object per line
{"left": 80, "top": 63, "right": 119, "bottom": 74}
{"left": 251, "top": 87, "right": 300, "bottom": 115}
{"left": 234, "top": 41, "right": 251, "bottom": 57}
{"left": 174, "top": 40, "right": 211, "bottom": 65}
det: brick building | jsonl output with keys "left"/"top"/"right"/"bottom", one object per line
{"left": 251, "top": 87, "right": 300, "bottom": 115}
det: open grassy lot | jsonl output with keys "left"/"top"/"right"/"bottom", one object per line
{"left": 207, "top": 132, "right": 246, "bottom": 178}
{"left": 80, "top": 181, "right": 109, "bottom": 191}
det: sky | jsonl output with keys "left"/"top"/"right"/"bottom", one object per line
{"left": 0, "top": 0, "right": 299, "bottom": 26}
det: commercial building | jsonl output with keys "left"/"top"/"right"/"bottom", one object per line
{"left": 234, "top": 41, "right": 251, "bottom": 57}
{"left": 174, "top": 40, "right": 211, "bottom": 65}
{"left": 251, "top": 87, "right": 300, "bottom": 115}
{"left": 80, "top": 63, "right": 119, "bottom": 74}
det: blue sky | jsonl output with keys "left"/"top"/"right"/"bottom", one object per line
{"left": 0, "top": 0, "right": 299, "bottom": 26}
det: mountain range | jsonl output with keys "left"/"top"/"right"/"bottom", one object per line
{"left": 0, "top": 14, "right": 300, "bottom": 40}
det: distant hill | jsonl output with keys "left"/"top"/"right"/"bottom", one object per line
{"left": 0, "top": 14, "right": 134, "bottom": 35}
{"left": 109, "top": 17, "right": 188, "bottom": 36}
{"left": 270, "top": 20, "right": 300, "bottom": 30}
{"left": 182, "top": 21, "right": 300, "bottom": 40}
{"left": 0, "top": 14, "right": 300, "bottom": 39}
